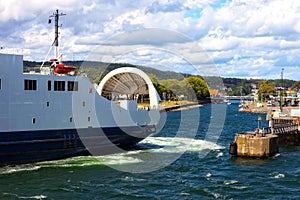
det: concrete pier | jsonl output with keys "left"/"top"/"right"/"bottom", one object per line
{"left": 230, "top": 132, "right": 279, "bottom": 157}
{"left": 230, "top": 117, "right": 300, "bottom": 158}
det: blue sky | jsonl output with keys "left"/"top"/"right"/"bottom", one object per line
{"left": 0, "top": 0, "right": 300, "bottom": 80}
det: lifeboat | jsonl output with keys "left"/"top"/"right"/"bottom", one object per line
{"left": 54, "top": 63, "right": 76, "bottom": 75}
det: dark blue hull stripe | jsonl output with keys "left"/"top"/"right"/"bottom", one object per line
{"left": 0, "top": 125, "right": 155, "bottom": 166}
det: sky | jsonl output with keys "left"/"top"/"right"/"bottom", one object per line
{"left": 0, "top": 0, "right": 300, "bottom": 80}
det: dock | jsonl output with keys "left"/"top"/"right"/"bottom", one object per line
{"left": 229, "top": 117, "right": 300, "bottom": 158}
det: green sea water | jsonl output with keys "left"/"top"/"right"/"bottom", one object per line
{"left": 1, "top": 104, "right": 299, "bottom": 199}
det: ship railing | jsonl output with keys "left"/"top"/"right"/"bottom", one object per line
{"left": 0, "top": 47, "right": 23, "bottom": 55}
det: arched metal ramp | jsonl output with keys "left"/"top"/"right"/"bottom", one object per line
{"left": 97, "top": 67, "right": 160, "bottom": 109}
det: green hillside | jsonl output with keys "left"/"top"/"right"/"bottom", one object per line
{"left": 24, "top": 60, "right": 296, "bottom": 97}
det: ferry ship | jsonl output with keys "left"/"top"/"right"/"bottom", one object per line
{"left": 0, "top": 10, "right": 160, "bottom": 166}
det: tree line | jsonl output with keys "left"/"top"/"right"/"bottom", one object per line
{"left": 148, "top": 74, "right": 210, "bottom": 101}
{"left": 23, "top": 60, "right": 210, "bottom": 101}
{"left": 223, "top": 78, "right": 295, "bottom": 96}
{"left": 23, "top": 61, "right": 298, "bottom": 101}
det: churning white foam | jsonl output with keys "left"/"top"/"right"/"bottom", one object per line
{"left": 0, "top": 164, "right": 41, "bottom": 175}
{"left": 139, "top": 136, "right": 224, "bottom": 153}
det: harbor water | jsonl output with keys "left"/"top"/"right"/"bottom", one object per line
{"left": 1, "top": 104, "right": 300, "bottom": 199}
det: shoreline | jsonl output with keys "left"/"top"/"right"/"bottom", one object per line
{"left": 161, "top": 102, "right": 204, "bottom": 112}
{"left": 239, "top": 106, "right": 297, "bottom": 116}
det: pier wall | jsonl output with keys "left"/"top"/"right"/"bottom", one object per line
{"left": 277, "top": 131, "right": 300, "bottom": 145}
{"left": 231, "top": 124, "right": 300, "bottom": 158}
{"left": 233, "top": 133, "right": 279, "bottom": 157}
{"left": 264, "top": 124, "right": 300, "bottom": 145}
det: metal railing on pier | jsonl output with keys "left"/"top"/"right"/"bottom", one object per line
{"left": 263, "top": 124, "right": 299, "bottom": 135}
{"left": 273, "top": 118, "right": 296, "bottom": 125}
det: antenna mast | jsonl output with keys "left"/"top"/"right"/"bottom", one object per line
{"left": 280, "top": 68, "right": 284, "bottom": 113}
{"left": 49, "top": 9, "right": 66, "bottom": 58}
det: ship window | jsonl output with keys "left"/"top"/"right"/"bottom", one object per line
{"left": 32, "top": 117, "right": 36, "bottom": 124}
{"left": 88, "top": 117, "right": 90, "bottom": 122}
{"left": 69, "top": 117, "right": 73, "bottom": 123}
{"left": 68, "top": 81, "right": 78, "bottom": 91}
{"left": 46, "top": 101, "right": 50, "bottom": 107}
{"left": 54, "top": 81, "right": 65, "bottom": 91}
{"left": 24, "top": 79, "right": 37, "bottom": 90}
{"left": 82, "top": 101, "right": 86, "bottom": 107}
{"left": 48, "top": 80, "right": 51, "bottom": 91}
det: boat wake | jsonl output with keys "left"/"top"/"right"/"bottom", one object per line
{"left": 0, "top": 164, "right": 41, "bottom": 175}
{"left": 139, "top": 136, "right": 224, "bottom": 153}
{"left": 0, "top": 137, "right": 224, "bottom": 174}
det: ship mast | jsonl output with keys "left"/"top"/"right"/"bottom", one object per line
{"left": 49, "top": 9, "right": 66, "bottom": 58}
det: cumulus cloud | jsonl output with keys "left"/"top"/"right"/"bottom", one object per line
{"left": 0, "top": 0, "right": 299, "bottom": 79}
